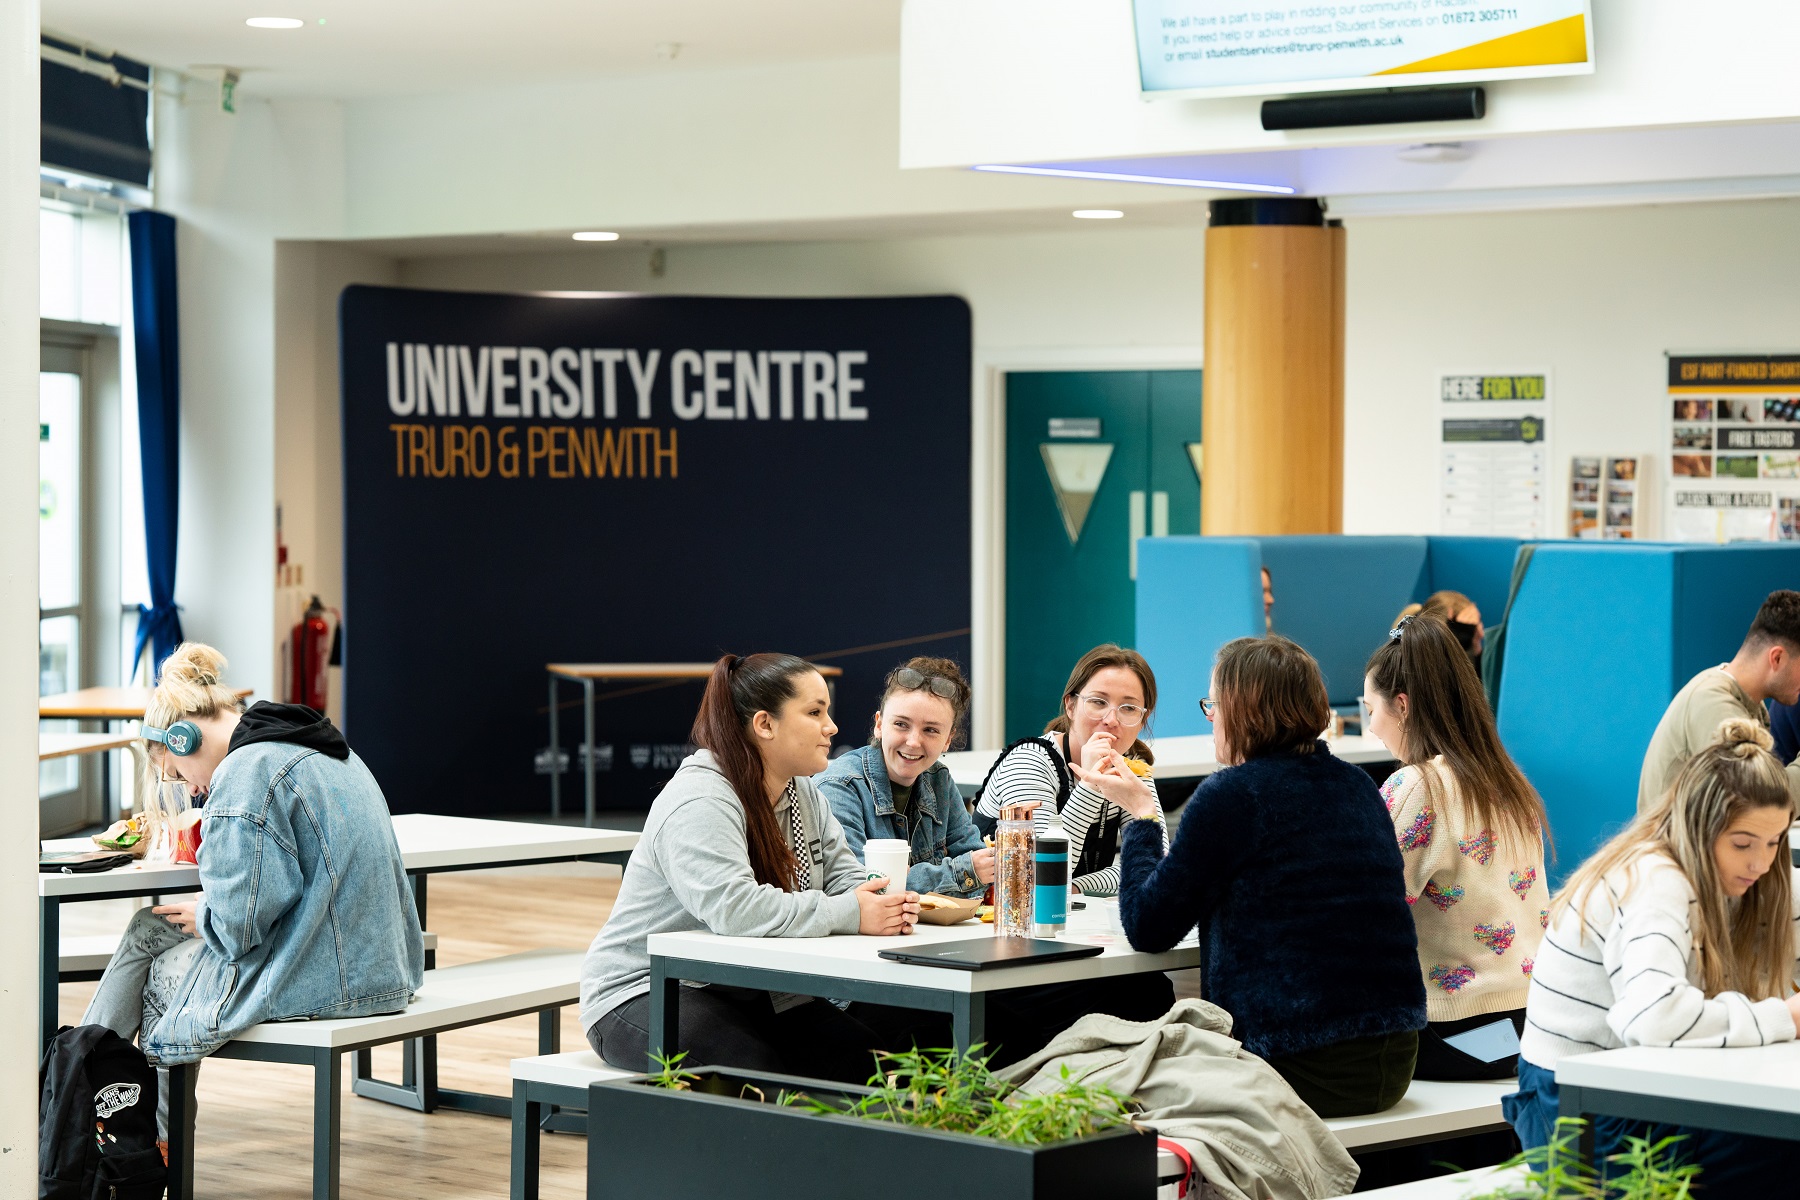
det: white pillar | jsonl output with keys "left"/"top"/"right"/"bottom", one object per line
{"left": 0, "top": 0, "right": 41, "bottom": 1186}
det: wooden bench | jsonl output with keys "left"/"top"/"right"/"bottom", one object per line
{"left": 57, "top": 930, "right": 438, "bottom": 980}
{"left": 165, "top": 947, "right": 582, "bottom": 1200}
{"left": 1156, "top": 1079, "right": 1517, "bottom": 1197}
{"left": 509, "top": 1050, "right": 637, "bottom": 1200}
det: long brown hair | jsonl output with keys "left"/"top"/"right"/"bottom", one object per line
{"left": 690, "top": 653, "right": 817, "bottom": 891}
{"left": 1365, "top": 614, "right": 1547, "bottom": 855}
{"left": 1044, "top": 644, "right": 1157, "bottom": 765}
{"left": 872, "top": 656, "right": 971, "bottom": 748}
{"left": 1553, "top": 718, "right": 1794, "bottom": 1000}
{"left": 1212, "top": 636, "right": 1330, "bottom": 763}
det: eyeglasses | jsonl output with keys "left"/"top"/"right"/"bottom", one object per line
{"left": 893, "top": 667, "right": 958, "bottom": 701}
{"left": 1077, "top": 694, "right": 1147, "bottom": 727}
{"left": 1198, "top": 697, "right": 1217, "bottom": 721}
{"left": 1358, "top": 695, "right": 1373, "bottom": 728}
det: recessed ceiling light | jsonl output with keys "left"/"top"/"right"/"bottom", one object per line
{"left": 572, "top": 231, "right": 621, "bottom": 242}
{"left": 1072, "top": 210, "right": 1124, "bottom": 220}
{"left": 245, "top": 17, "right": 305, "bottom": 29}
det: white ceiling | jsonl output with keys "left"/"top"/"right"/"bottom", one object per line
{"left": 41, "top": 0, "right": 904, "bottom": 98}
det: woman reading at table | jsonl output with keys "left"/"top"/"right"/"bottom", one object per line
{"left": 1115, "top": 635, "right": 1427, "bottom": 1118}
{"left": 1363, "top": 614, "right": 1548, "bottom": 1080}
{"left": 816, "top": 656, "right": 993, "bottom": 898}
{"left": 82, "top": 643, "right": 423, "bottom": 1142}
{"left": 580, "top": 653, "right": 921, "bottom": 1082}
{"left": 1507, "top": 719, "right": 1800, "bottom": 1191}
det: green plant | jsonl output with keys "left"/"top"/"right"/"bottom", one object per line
{"left": 1465, "top": 1117, "right": 1699, "bottom": 1200}
{"left": 777, "top": 1045, "right": 1135, "bottom": 1147}
{"left": 646, "top": 1051, "right": 699, "bottom": 1091}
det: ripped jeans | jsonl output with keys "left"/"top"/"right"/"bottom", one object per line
{"left": 82, "top": 906, "right": 205, "bottom": 1138}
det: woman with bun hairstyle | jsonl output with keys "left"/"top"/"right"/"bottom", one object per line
{"left": 1363, "top": 614, "right": 1549, "bottom": 1080}
{"left": 816, "top": 657, "right": 994, "bottom": 898}
{"left": 1507, "top": 719, "right": 1800, "bottom": 1190}
{"left": 581, "top": 653, "right": 921, "bottom": 1082}
{"left": 81, "top": 644, "right": 423, "bottom": 1139}
{"left": 973, "top": 644, "right": 1167, "bottom": 897}
{"left": 1118, "top": 636, "right": 1426, "bottom": 1118}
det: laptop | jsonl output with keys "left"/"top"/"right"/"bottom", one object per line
{"left": 878, "top": 938, "right": 1104, "bottom": 971}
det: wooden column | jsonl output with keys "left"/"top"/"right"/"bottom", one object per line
{"left": 1202, "top": 198, "right": 1345, "bottom": 534}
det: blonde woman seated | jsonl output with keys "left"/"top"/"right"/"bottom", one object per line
{"left": 1508, "top": 719, "right": 1800, "bottom": 1193}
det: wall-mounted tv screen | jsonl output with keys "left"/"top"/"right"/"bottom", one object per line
{"left": 1134, "top": 1, "right": 1593, "bottom": 100}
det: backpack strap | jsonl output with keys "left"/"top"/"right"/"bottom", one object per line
{"left": 1157, "top": 1137, "right": 1197, "bottom": 1198}
{"left": 969, "top": 735, "right": 1069, "bottom": 838}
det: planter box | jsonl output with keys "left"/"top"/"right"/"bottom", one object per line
{"left": 587, "top": 1068, "right": 1156, "bottom": 1200}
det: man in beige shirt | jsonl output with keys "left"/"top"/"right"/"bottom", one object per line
{"left": 1638, "top": 589, "right": 1800, "bottom": 810}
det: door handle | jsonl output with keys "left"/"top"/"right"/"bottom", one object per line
{"left": 1129, "top": 490, "right": 1146, "bottom": 581}
{"left": 1152, "top": 491, "right": 1169, "bottom": 538}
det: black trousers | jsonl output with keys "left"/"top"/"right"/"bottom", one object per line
{"left": 1267, "top": 1029, "right": 1419, "bottom": 1119}
{"left": 1412, "top": 1009, "right": 1525, "bottom": 1081}
{"left": 587, "top": 985, "right": 890, "bottom": 1084}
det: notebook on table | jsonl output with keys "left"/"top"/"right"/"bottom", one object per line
{"left": 877, "top": 938, "right": 1104, "bottom": 971}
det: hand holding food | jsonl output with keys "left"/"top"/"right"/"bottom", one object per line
{"left": 1079, "top": 730, "right": 1117, "bottom": 770}
{"left": 1071, "top": 752, "right": 1157, "bottom": 819}
{"left": 970, "top": 845, "right": 997, "bottom": 885}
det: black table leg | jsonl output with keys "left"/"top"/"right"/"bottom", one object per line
{"left": 647, "top": 959, "right": 679, "bottom": 1070}
{"left": 548, "top": 673, "right": 560, "bottom": 821}
{"left": 950, "top": 992, "right": 986, "bottom": 1055}
{"left": 166, "top": 1061, "right": 196, "bottom": 1200}
{"left": 40, "top": 895, "right": 59, "bottom": 1048}
{"left": 583, "top": 679, "right": 596, "bottom": 828}
{"left": 313, "top": 1050, "right": 342, "bottom": 1200}
{"left": 511, "top": 1082, "right": 544, "bottom": 1200}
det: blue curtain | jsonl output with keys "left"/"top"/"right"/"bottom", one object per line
{"left": 128, "top": 210, "right": 183, "bottom": 679}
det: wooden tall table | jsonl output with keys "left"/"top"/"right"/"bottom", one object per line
{"left": 39, "top": 686, "right": 254, "bottom": 824}
{"left": 546, "top": 663, "right": 842, "bottom": 827}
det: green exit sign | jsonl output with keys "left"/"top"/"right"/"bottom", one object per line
{"left": 39, "top": 423, "right": 48, "bottom": 442}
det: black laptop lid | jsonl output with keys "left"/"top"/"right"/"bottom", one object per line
{"left": 877, "top": 938, "right": 1104, "bottom": 971}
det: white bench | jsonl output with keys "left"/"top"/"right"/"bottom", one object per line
{"left": 509, "top": 1050, "right": 638, "bottom": 1200}
{"left": 57, "top": 930, "right": 438, "bottom": 978}
{"left": 1156, "top": 1079, "right": 1516, "bottom": 1198}
{"left": 1326, "top": 1163, "right": 1530, "bottom": 1198}
{"left": 165, "top": 947, "right": 583, "bottom": 1200}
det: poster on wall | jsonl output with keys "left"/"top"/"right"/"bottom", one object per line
{"left": 1568, "top": 456, "right": 1641, "bottom": 540}
{"left": 340, "top": 287, "right": 972, "bottom": 816}
{"left": 1438, "top": 371, "right": 1550, "bottom": 538}
{"left": 1666, "top": 354, "right": 1800, "bottom": 542}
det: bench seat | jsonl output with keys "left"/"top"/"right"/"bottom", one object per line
{"left": 509, "top": 1050, "right": 638, "bottom": 1200}
{"left": 168, "top": 947, "right": 582, "bottom": 1200}
{"left": 59, "top": 930, "right": 437, "bottom": 977}
{"left": 1327, "top": 1163, "right": 1530, "bottom": 1198}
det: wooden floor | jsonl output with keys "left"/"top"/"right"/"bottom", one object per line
{"left": 58, "top": 865, "right": 621, "bottom": 1200}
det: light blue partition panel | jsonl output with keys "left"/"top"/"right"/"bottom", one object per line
{"left": 1136, "top": 538, "right": 1262, "bottom": 737}
{"left": 1258, "top": 536, "right": 1429, "bottom": 706}
{"left": 1425, "top": 536, "right": 1524, "bottom": 625}
{"left": 1670, "top": 543, "right": 1800, "bottom": 685}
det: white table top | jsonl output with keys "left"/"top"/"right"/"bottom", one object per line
{"left": 40, "top": 812, "right": 640, "bottom": 899}
{"left": 942, "top": 732, "right": 1394, "bottom": 789}
{"left": 1556, "top": 1042, "right": 1800, "bottom": 1117}
{"left": 649, "top": 899, "right": 1198, "bottom": 995}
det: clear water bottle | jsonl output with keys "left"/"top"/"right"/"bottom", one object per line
{"left": 995, "top": 803, "right": 1036, "bottom": 939}
{"left": 1033, "top": 815, "right": 1069, "bottom": 937}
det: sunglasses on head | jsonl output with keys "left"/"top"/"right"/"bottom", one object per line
{"left": 893, "top": 667, "right": 958, "bottom": 701}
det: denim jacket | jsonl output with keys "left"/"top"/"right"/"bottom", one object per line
{"left": 815, "top": 744, "right": 986, "bottom": 898}
{"left": 144, "top": 744, "right": 424, "bottom": 1064}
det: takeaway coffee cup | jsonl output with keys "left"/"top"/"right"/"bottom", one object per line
{"left": 863, "top": 839, "right": 911, "bottom": 896}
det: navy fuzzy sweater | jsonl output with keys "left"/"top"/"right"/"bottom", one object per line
{"left": 1119, "top": 743, "right": 1426, "bottom": 1062}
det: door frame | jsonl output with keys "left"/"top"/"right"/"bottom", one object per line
{"left": 971, "top": 346, "right": 1203, "bottom": 750}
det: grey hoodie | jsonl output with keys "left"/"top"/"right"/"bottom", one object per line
{"left": 579, "top": 749, "right": 867, "bottom": 1032}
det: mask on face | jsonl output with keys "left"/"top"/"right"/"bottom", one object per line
{"left": 1447, "top": 618, "right": 1483, "bottom": 672}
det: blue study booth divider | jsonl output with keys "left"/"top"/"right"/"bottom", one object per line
{"left": 1497, "top": 541, "right": 1800, "bottom": 880}
{"left": 1136, "top": 534, "right": 1521, "bottom": 738}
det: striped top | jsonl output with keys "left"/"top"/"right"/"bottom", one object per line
{"left": 1519, "top": 853, "right": 1800, "bottom": 1071}
{"left": 974, "top": 735, "right": 1166, "bottom": 896}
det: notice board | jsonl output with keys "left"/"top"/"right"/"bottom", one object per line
{"left": 339, "top": 286, "right": 972, "bottom": 815}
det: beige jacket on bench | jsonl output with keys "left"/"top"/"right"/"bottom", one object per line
{"left": 997, "top": 999, "right": 1358, "bottom": 1200}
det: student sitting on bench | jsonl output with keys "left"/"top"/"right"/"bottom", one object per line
{"left": 816, "top": 656, "right": 993, "bottom": 899}
{"left": 580, "top": 653, "right": 921, "bottom": 1083}
{"left": 1510, "top": 718, "right": 1800, "bottom": 1191}
{"left": 82, "top": 643, "right": 423, "bottom": 1140}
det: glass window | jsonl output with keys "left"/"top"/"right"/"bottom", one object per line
{"left": 39, "top": 371, "right": 80, "bottom": 611}
{"left": 39, "top": 618, "right": 80, "bottom": 797}
{"left": 39, "top": 208, "right": 79, "bottom": 320}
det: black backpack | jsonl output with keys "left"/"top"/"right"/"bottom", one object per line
{"left": 39, "top": 1024, "right": 166, "bottom": 1200}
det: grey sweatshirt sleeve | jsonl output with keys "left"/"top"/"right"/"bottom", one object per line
{"left": 810, "top": 781, "right": 873, "bottom": 899}
{"left": 658, "top": 792, "right": 860, "bottom": 937}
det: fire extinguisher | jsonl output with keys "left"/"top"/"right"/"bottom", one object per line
{"left": 289, "top": 595, "right": 332, "bottom": 711}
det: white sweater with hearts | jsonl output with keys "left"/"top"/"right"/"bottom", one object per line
{"left": 1381, "top": 758, "right": 1548, "bottom": 1022}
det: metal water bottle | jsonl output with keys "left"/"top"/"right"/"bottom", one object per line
{"left": 1033, "top": 814, "right": 1069, "bottom": 937}
{"left": 994, "top": 802, "right": 1037, "bottom": 938}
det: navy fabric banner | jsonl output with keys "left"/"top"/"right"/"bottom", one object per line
{"left": 340, "top": 287, "right": 972, "bottom": 816}
{"left": 127, "top": 210, "right": 184, "bottom": 678}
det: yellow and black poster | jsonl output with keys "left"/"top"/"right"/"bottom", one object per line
{"left": 1667, "top": 354, "right": 1800, "bottom": 542}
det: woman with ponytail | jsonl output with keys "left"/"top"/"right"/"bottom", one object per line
{"left": 580, "top": 654, "right": 920, "bottom": 1082}
{"left": 1363, "top": 614, "right": 1548, "bottom": 1080}
{"left": 81, "top": 644, "right": 422, "bottom": 1144}
{"left": 1506, "top": 719, "right": 1800, "bottom": 1192}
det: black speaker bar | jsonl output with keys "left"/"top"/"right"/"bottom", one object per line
{"left": 1261, "top": 86, "right": 1485, "bottom": 132}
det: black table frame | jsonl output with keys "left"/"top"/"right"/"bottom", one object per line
{"left": 1558, "top": 1079, "right": 1800, "bottom": 1169}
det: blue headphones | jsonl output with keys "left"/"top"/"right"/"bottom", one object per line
{"left": 143, "top": 720, "right": 203, "bottom": 757}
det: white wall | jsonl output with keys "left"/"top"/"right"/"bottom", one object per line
{"left": 1342, "top": 197, "right": 1800, "bottom": 538}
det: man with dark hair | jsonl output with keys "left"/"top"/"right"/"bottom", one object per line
{"left": 1638, "top": 589, "right": 1800, "bottom": 810}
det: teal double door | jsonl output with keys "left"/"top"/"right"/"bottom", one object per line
{"left": 1004, "top": 370, "right": 1202, "bottom": 741}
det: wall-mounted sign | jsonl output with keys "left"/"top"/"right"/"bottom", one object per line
{"left": 1438, "top": 370, "right": 1550, "bottom": 538}
{"left": 1048, "top": 417, "right": 1102, "bottom": 439}
{"left": 1133, "top": 0, "right": 1594, "bottom": 99}
{"left": 1666, "top": 354, "right": 1800, "bottom": 542}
